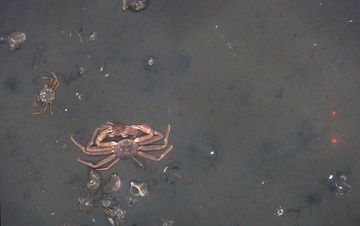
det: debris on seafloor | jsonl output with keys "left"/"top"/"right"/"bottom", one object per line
{"left": 328, "top": 171, "right": 352, "bottom": 197}
{"left": 95, "top": 194, "right": 118, "bottom": 209}
{"left": 86, "top": 169, "right": 102, "bottom": 192}
{"left": 104, "top": 205, "right": 127, "bottom": 226}
{"left": 166, "top": 167, "right": 183, "bottom": 184}
{"left": 122, "top": 0, "right": 149, "bottom": 12}
{"left": 87, "top": 32, "right": 97, "bottom": 42}
{"left": 126, "top": 196, "right": 138, "bottom": 207}
{"left": 147, "top": 56, "right": 155, "bottom": 66}
{"left": 0, "top": 31, "right": 26, "bottom": 53}
{"left": 163, "top": 161, "right": 184, "bottom": 184}
{"left": 129, "top": 180, "right": 149, "bottom": 197}
{"left": 103, "top": 174, "right": 122, "bottom": 194}
{"left": 159, "top": 218, "right": 175, "bottom": 226}
{"left": 77, "top": 193, "right": 96, "bottom": 213}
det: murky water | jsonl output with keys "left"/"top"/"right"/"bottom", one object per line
{"left": 1, "top": 0, "right": 360, "bottom": 225}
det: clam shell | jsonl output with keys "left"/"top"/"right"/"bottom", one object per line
{"left": 103, "top": 174, "right": 121, "bottom": 193}
{"left": 130, "top": 180, "right": 149, "bottom": 197}
{"left": 87, "top": 32, "right": 97, "bottom": 42}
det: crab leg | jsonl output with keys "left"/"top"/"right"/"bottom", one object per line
{"left": 49, "top": 103, "right": 54, "bottom": 116}
{"left": 80, "top": 127, "right": 117, "bottom": 150}
{"left": 50, "top": 73, "right": 60, "bottom": 90}
{"left": 71, "top": 135, "right": 114, "bottom": 155}
{"left": 132, "top": 124, "right": 163, "bottom": 144}
{"left": 85, "top": 127, "right": 103, "bottom": 148}
{"left": 33, "top": 102, "right": 47, "bottom": 115}
{"left": 133, "top": 124, "right": 170, "bottom": 146}
{"left": 77, "top": 154, "right": 119, "bottom": 170}
{"left": 94, "top": 129, "right": 118, "bottom": 148}
{"left": 96, "top": 158, "right": 121, "bottom": 171}
{"left": 138, "top": 145, "right": 173, "bottom": 161}
{"left": 138, "top": 125, "right": 171, "bottom": 151}
{"left": 33, "top": 95, "right": 41, "bottom": 107}
{"left": 131, "top": 157, "right": 144, "bottom": 168}
{"left": 86, "top": 127, "right": 116, "bottom": 149}
{"left": 85, "top": 124, "right": 120, "bottom": 148}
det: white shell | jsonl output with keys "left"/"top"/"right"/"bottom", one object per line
{"left": 7, "top": 31, "right": 26, "bottom": 53}
{"left": 88, "top": 32, "right": 97, "bottom": 42}
{"left": 130, "top": 181, "right": 149, "bottom": 197}
{"left": 103, "top": 174, "right": 121, "bottom": 193}
{"left": 147, "top": 57, "right": 154, "bottom": 66}
{"left": 107, "top": 217, "right": 115, "bottom": 225}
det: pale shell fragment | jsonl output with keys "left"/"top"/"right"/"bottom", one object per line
{"left": 147, "top": 57, "right": 154, "bottom": 66}
{"left": 7, "top": 31, "right": 26, "bottom": 53}
{"left": 88, "top": 32, "right": 97, "bottom": 42}
{"left": 103, "top": 174, "right": 121, "bottom": 193}
{"left": 86, "top": 169, "right": 102, "bottom": 191}
{"left": 123, "top": 0, "right": 148, "bottom": 12}
{"left": 107, "top": 217, "right": 115, "bottom": 226}
{"left": 130, "top": 181, "right": 149, "bottom": 197}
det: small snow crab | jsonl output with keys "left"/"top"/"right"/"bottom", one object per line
{"left": 33, "top": 72, "right": 60, "bottom": 116}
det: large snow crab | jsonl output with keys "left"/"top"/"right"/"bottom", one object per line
{"left": 71, "top": 122, "right": 173, "bottom": 170}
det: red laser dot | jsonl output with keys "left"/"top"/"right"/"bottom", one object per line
{"left": 332, "top": 138, "right": 337, "bottom": 143}
{"left": 331, "top": 111, "right": 336, "bottom": 116}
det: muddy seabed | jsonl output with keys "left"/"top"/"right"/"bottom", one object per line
{"left": 1, "top": 0, "right": 360, "bottom": 225}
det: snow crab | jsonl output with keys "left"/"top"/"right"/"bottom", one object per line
{"left": 71, "top": 123, "right": 173, "bottom": 170}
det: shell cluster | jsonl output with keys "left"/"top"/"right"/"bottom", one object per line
{"left": 78, "top": 170, "right": 123, "bottom": 215}
{"left": 85, "top": 170, "right": 122, "bottom": 194}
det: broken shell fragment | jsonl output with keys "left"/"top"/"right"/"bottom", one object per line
{"left": 123, "top": 0, "right": 148, "bottom": 12}
{"left": 130, "top": 181, "right": 149, "bottom": 197}
{"left": 86, "top": 169, "right": 102, "bottom": 191}
{"left": 95, "top": 194, "right": 118, "bottom": 208}
{"left": 147, "top": 57, "right": 154, "bottom": 66}
{"left": 87, "top": 32, "right": 97, "bottom": 42}
{"left": 7, "top": 31, "right": 26, "bottom": 53}
{"left": 78, "top": 67, "right": 85, "bottom": 76}
{"left": 103, "top": 174, "right": 122, "bottom": 194}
